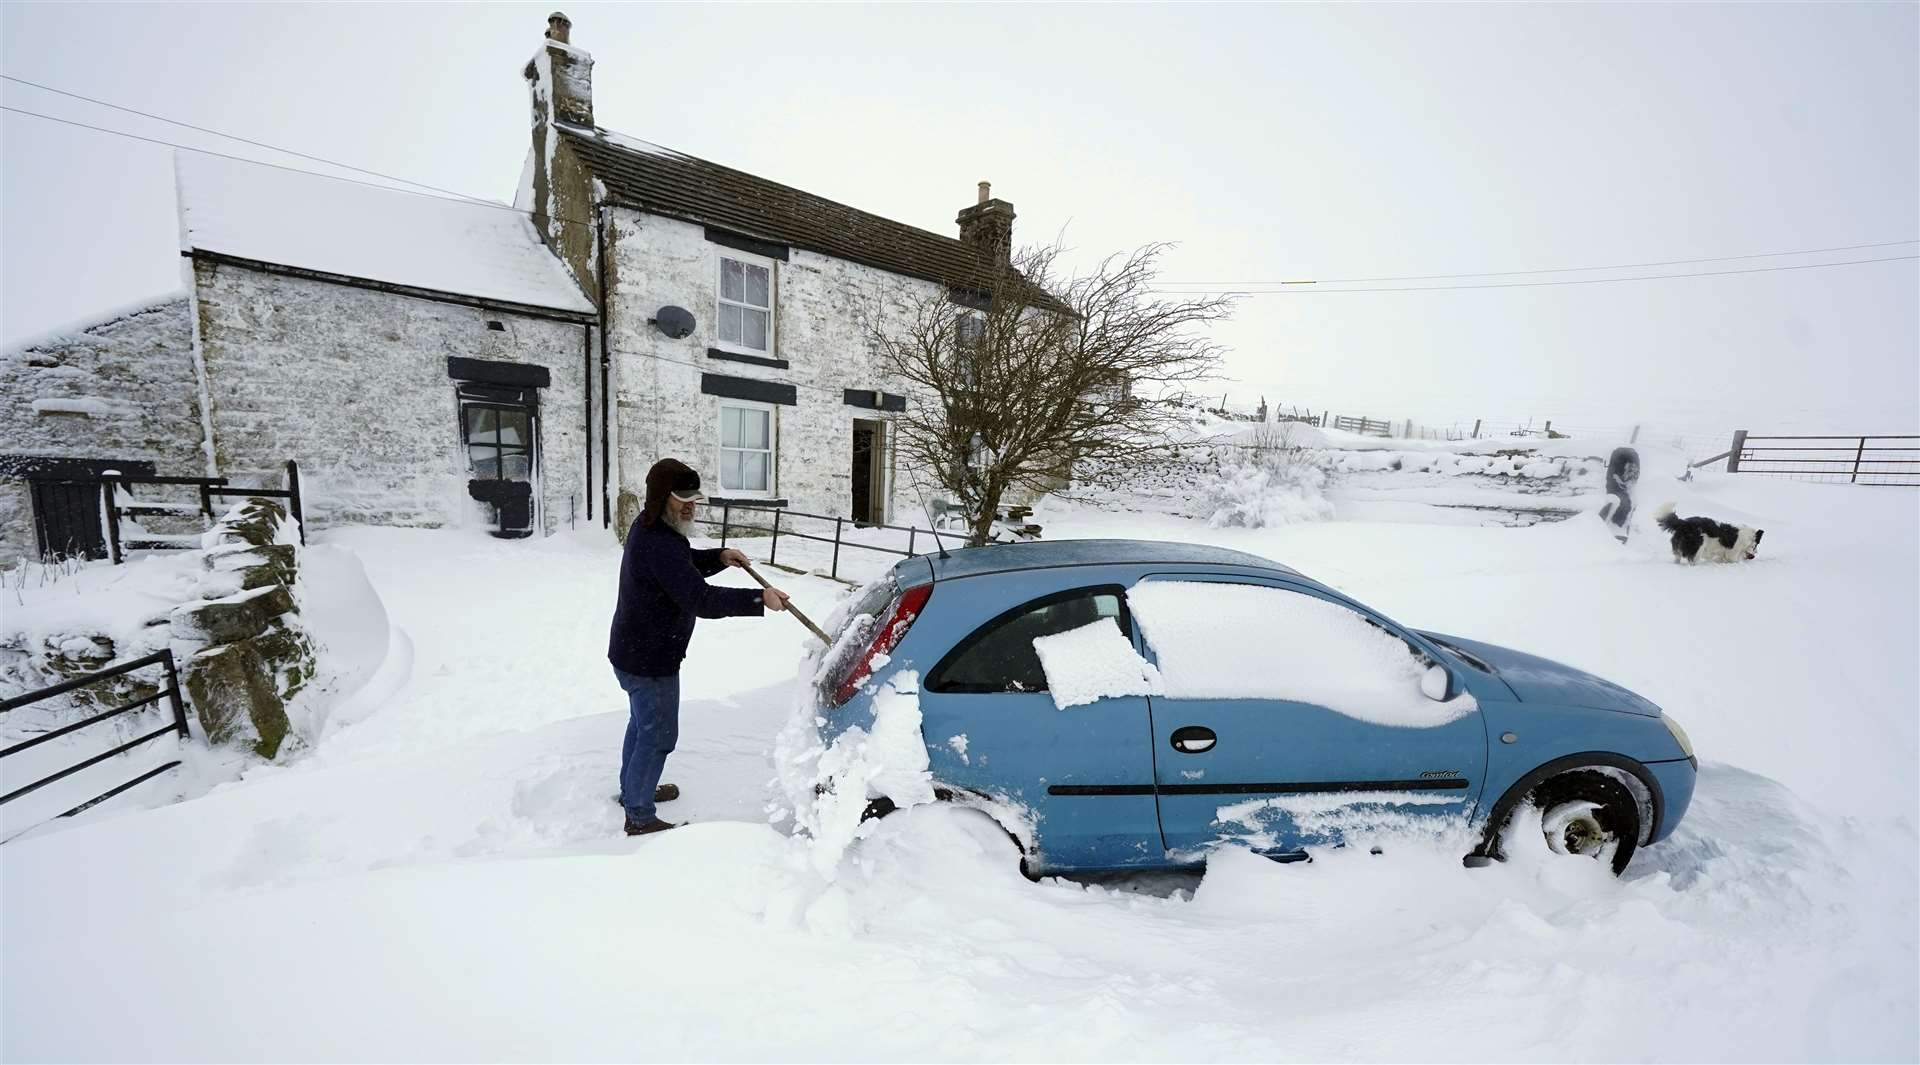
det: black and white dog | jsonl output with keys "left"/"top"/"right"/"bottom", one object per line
{"left": 1653, "top": 503, "right": 1765, "bottom": 564}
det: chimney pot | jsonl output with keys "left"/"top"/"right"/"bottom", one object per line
{"left": 526, "top": 11, "right": 593, "bottom": 128}
{"left": 977, "top": 181, "right": 991, "bottom": 205}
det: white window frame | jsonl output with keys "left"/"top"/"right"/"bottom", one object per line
{"left": 714, "top": 249, "right": 777, "bottom": 356}
{"left": 716, "top": 400, "right": 777, "bottom": 498}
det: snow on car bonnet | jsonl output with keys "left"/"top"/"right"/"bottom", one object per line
{"left": 1032, "top": 619, "right": 1163, "bottom": 709}
{"left": 1125, "top": 581, "right": 1474, "bottom": 727}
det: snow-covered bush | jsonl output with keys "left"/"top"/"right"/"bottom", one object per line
{"left": 1201, "top": 424, "right": 1335, "bottom": 528}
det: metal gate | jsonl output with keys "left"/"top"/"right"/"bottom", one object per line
{"left": 27, "top": 477, "right": 107, "bottom": 560}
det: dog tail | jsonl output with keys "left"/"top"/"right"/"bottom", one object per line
{"left": 1652, "top": 502, "right": 1680, "bottom": 531}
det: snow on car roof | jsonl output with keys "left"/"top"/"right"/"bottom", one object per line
{"left": 921, "top": 538, "right": 1298, "bottom": 582}
{"left": 175, "top": 154, "right": 596, "bottom": 316}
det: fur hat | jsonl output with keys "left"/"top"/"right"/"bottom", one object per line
{"left": 641, "top": 458, "right": 704, "bottom": 529}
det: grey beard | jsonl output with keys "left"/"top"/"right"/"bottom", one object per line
{"left": 667, "top": 512, "right": 697, "bottom": 538}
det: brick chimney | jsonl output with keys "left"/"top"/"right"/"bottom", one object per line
{"left": 524, "top": 11, "right": 594, "bottom": 129}
{"left": 956, "top": 180, "right": 1016, "bottom": 265}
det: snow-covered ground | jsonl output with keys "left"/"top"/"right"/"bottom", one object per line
{"left": 3, "top": 459, "right": 1915, "bottom": 1061}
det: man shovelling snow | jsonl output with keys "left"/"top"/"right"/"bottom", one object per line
{"left": 608, "top": 458, "right": 790, "bottom": 836}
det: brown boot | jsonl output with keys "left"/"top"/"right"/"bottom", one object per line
{"left": 610, "top": 784, "right": 681, "bottom": 806}
{"left": 623, "top": 817, "right": 678, "bottom": 836}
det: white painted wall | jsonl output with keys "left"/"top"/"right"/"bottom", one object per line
{"left": 602, "top": 207, "right": 931, "bottom": 524}
{"left": 192, "top": 260, "right": 593, "bottom": 535}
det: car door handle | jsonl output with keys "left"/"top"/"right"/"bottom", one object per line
{"left": 1170, "top": 726, "right": 1216, "bottom": 754}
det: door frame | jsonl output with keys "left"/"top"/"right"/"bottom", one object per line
{"left": 851, "top": 417, "right": 887, "bottom": 525}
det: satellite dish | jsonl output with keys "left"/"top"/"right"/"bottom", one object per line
{"left": 650, "top": 306, "right": 696, "bottom": 339}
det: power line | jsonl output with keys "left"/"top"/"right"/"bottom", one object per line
{"left": 1149, "top": 254, "right": 1918, "bottom": 295}
{"left": 0, "top": 104, "right": 599, "bottom": 232}
{"left": 1, "top": 73, "right": 498, "bottom": 206}
{"left": 6, "top": 89, "right": 1914, "bottom": 299}
{"left": 1155, "top": 239, "right": 1920, "bottom": 287}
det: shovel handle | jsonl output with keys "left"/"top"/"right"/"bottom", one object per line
{"left": 740, "top": 563, "right": 830, "bottom": 644}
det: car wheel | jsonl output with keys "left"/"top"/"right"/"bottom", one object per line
{"left": 1519, "top": 770, "right": 1640, "bottom": 875}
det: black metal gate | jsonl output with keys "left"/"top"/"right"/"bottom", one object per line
{"left": 28, "top": 477, "right": 107, "bottom": 560}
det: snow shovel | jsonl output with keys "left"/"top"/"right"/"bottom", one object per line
{"left": 741, "top": 563, "right": 830, "bottom": 644}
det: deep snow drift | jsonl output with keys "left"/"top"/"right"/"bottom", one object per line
{"left": 2, "top": 464, "right": 1915, "bottom": 1061}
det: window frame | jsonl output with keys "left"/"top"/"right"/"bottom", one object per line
{"left": 714, "top": 248, "right": 777, "bottom": 356}
{"left": 457, "top": 384, "right": 538, "bottom": 484}
{"left": 716, "top": 399, "right": 777, "bottom": 498}
{"left": 1132, "top": 573, "right": 1458, "bottom": 702}
{"left": 926, "top": 585, "right": 1134, "bottom": 695}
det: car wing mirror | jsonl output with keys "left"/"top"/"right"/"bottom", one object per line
{"left": 1421, "top": 662, "right": 1454, "bottom": 702}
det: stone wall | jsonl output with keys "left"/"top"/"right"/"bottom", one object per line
{"left": 602, "top": 207, "right": 930, "bottom": 525}
{"left": 0, "top": 298, "right": 206, "bottom": 557}
{"left": 192, "top": 259, "right": 594, "bottom": 533}
{"left": 175, "top": 497, "right": 311, "bottom": 758}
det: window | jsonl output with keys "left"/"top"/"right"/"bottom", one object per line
{"left": 928, "top": 587, "right": 1130, "bottom": 694}
{"left": 1126, "top": 580, "right": 1470, "bottom": 727}
{"left": 953, "top": 310, "right": 985, "bottom": 393}
{"left": 459, "top": 385, "right": 536, "bottom": 482}
{"left": 717, "top": 253, "right": 773, "bottom": 353}
{"left": 719, "top": 403, "right": 774, "bottom": 494}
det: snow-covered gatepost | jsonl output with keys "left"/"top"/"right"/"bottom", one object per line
{"left": 170, "top": 497, "right": 314, "bottom": 758}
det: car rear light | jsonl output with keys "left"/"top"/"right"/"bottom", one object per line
{"left": 825, "top": 584, "right": 932, "bottom": 707}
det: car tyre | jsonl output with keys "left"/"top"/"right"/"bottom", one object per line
{"left": 1504, "top": 769, "right": 1640, "bottom": 875}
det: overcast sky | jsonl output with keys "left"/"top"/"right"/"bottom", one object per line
{"left": 3, "top": 2, "right": 1914, "bottom": 438}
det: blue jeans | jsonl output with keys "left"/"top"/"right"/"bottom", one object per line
{"left": 615, "top": 668, "right": 680, "bottom": 822}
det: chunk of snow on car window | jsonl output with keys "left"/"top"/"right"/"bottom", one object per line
{"left": 1126, "top": 581, "right": 1474, "bottom": 727}
{"left": 947, "top": 734, "right": 969, "bottom": 764}
{"left": 1031, "top": 619, "right": 1164, "bottom": 709}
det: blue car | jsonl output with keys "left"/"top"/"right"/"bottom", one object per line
{"left": 815, "top": 540, "right": 1697, "bottom": 877}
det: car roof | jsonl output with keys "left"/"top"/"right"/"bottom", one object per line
{"left": 901, "top": 538, "right": 1301, "bottom": 584}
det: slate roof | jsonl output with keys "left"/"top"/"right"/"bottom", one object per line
{"left": 176, "top": 155, "right": 596, "bottom": 316}
{"left": 558, "top": 125, "right": 1067, "bottom": 312}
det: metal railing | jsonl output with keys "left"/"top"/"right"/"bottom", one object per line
{"left": 699, "top": 503, "right": 974, "bottom": 581}
{"left": 1724, "top": 431, "right": 1920, "bottom": 486}
{"left": 1, "top": 649, "right": 191, "bottom": 835}
{"left": 102, "top": 460, "right": 305, "bottom": 563}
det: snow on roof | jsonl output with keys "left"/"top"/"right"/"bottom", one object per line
{"left": 175, "top": 154, "right": 595, "bottom": 316}
{"left": 2, "top": 292, "right": 186, "bottom": 356}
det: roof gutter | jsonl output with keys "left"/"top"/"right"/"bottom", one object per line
{"left": 182, "top": 250, "right": 599, "bottom": 325}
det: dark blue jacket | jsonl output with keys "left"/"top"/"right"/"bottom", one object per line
{"left": 608, "top": 520, "right": 764, "bottom": 677}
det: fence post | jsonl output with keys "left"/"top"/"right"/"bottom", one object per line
{"left": 199, "top": 482, "right": 213, "bottom": 519}
{"left": 1726, "top": 429, "right": 1747, "bottom": 473}
{"left": 769, "top": 509, "right": 780, "bottom": 566}
{"left": 1629, "top": 424, "right": 1640, "bottom": 444}
{"left": 720, "top": 504, "right": 731, "bottom": 547}
{"left": 831, "top": 517, "right": 843, "bottom": 581}
{"left": 908, "top": 528, "right": 916, "bottom": 558}
{"left": 285, "top": 460, "right": 306, "bottom": 546}
{"left": 100, "top": 479, "right": 123, "bottom": 565}
{"left": 162, "top": 649, "right": 189, "bottom": 738}
{"left": 1852, "top": 436, "right": 1867, "bottom": 484}
{"left": 1471, "top": 418, "right": 1481, "bottom": 440}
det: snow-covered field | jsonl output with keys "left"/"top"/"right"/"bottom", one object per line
{"left": 3, "top": 457, "right": 1916, "bottom": 1061}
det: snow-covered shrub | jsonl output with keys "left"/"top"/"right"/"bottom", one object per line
{"left": 1201, "top": 424, "right": 1335, "bottom": 528}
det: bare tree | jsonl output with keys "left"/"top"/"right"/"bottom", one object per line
{"left": 862, "top": 241, "right": 1234, "bottom": 543}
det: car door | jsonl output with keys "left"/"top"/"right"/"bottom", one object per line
{"left": 916, "top": 573, "right": 1164, "bottom": 873}
{"left": 1130, "top": 574, "right": 1488, "bottom": 860}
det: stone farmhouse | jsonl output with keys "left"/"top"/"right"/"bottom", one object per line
{"left": 1, "top": 12, "right": 1046, "bottom": 559}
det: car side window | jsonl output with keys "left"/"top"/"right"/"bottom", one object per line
{"left": 927, "top": 587, "right": 1130, "bottom": 694}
